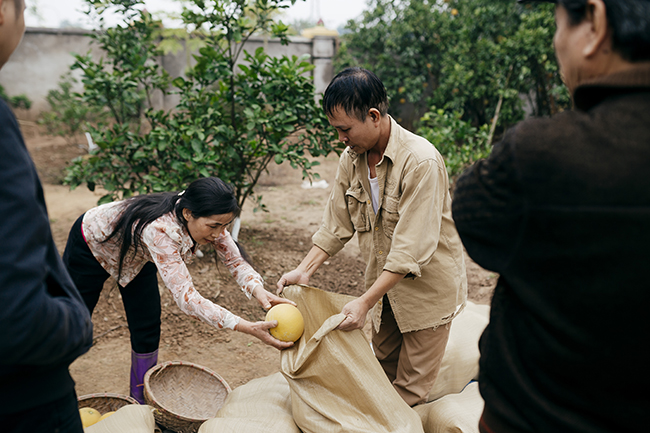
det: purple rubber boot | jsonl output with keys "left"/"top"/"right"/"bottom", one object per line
{"left": 130, "top": 349, "right": 158, "bottom": 404}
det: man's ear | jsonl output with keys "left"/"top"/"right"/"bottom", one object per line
{"left": 368, "top": 108, "right": 382, "bottom": 123}
{"left": 583, "top": 0, "right": 611, "bottom": 58}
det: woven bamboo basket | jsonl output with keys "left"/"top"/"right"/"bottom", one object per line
{"left": 144, "top": 361, "right": 232, "bottom": 433}
{"left": 77, "top": 392, "right": 139, "bottom": 414}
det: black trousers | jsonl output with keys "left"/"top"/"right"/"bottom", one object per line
{"left": 62, "top": 214, "right": 161, "bottom": 353}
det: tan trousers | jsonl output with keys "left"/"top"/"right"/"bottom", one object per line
{"left": 372, "top": 296, "right": 451, "bottom": 406}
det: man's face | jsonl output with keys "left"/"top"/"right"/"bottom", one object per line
{"left": 553, "top": 4, "right": 591, "bottom": 93}
{"left": 327, "top": 106, "right": 381, "bottom": 155}
{"left": 0, "top": 0, "right": 26, "bottom": 69}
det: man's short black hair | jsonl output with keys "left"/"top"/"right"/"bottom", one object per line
{"left": 322, "top": 67, "right": 389, "bottom": 121}
{"left": 523, "top": 0, "right": 650, "bottom": 62}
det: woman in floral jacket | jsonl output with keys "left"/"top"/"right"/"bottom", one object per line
{"left": 62, "top": 177, "right": 293, "bottom": 403}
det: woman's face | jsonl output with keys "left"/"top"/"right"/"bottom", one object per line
{"left": 183, "top": 209, "right": 235, "bottom": 245}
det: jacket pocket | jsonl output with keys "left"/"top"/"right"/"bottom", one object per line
{"left": 381, "top": 195, "right": 400, "bottom": 238}
{"left": 345, "top": 186, "right": 370, "bottom": 232}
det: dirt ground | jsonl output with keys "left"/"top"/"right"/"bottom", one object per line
{"left": 23, "top": 125, "right": 497, "bottom": 400}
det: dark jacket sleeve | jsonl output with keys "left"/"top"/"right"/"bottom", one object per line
{"left": 451, "top": 128, "right": 526, "bottom": 273}
{"left": 0, "top": 99, "right": 93, "bottom": 366}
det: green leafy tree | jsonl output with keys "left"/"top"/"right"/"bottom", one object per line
{"left": 417, "top": 106, "right": 490, "bottom": 183}
{"left": 336, "top": 0, "right": 570, "bottom": 132}
{"left": 65, "top": 0, "right": 341, "bottom": 209}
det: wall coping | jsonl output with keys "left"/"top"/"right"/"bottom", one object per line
{"left": 24, "top": 27, "right": 336, "bottom": 44}
{"left": 25, "top": 26, "right": 93, "bottom": 35}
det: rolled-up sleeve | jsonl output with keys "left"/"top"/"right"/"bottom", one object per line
{"left": 384, "top": 158, "right": 445, "bottom": 277}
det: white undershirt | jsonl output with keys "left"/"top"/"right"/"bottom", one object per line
{"left": 368, "top": 169, "right": 379, "bottom": 214}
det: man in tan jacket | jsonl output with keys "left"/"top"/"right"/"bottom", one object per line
{"left": 277, "top": 67, "right": 467, "bottom": 406}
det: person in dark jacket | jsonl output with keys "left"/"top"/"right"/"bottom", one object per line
{"left": 0, "top": 0, "right": 94, "bottom": 432}
{"left": 452, "top": 1, "right": 650, "bottom": 432}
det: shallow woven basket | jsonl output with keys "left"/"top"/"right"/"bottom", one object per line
{"left": 144, "top": 361, "right": 232, "bottom": 433}
{"left": 77, "top": 392, "right": 139, "bottom": 414}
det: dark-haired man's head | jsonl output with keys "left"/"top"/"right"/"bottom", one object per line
{"left": 545, "top": 0, "right": 650, "bottom": 92}
{"left": 553, "top": 0, "right": 650, "bottom": 63}
{"left": 0, "top": 0, "right": 26, "bottom": 70}
{"left": 322, "top": 67, "right": 392, "bottom": 155}
{"left": 322, "top": 67, "right": 389, "bottom": 122}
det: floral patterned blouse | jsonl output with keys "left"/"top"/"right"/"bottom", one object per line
{"left": 82, "top": 201, "right": 264, "bottom": 330}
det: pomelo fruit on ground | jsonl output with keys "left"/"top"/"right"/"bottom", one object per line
{"left": 265, "top": 304, "right": 304, "bottom": 342}
{"left": 79, "top": 407, "right": 102, "bottom": 427}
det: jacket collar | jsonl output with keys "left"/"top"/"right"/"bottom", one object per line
{"left": 383, "top": 115, "right": 399, "bottom": 165}
{"left": 573, "top": 63, "right": 650, "bottom": 111}
{"left": 347, "top": 115, "right": 399, "bottom": 167}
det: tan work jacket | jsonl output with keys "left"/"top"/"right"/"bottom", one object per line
{"left": 313, "top": 116, "right": 467, "bottom": 333}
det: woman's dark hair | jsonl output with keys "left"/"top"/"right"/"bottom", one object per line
{"left": 104, "top": 177, "right": 240, "bottom": 282}
{"left": 322, "top": 67, "right": 389, "bottom": 121}
{"left": 558, "top": 0, "right": 650, "bottom": 62}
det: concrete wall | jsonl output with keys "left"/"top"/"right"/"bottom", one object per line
{"left": 0, "top": 27, "right": 338, "bottom": 119}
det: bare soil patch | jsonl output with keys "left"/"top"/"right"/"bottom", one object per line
{"left": 27, "top": 130, "right": 496, "bottom": 398}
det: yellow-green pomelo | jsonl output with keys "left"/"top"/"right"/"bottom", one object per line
{"left": 79, "top": 407, "right": 102, "bottom": 428}
{"left": 265, "top": 304, "right": 304, "bottom": 342}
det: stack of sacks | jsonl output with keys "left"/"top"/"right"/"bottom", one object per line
{"left": 414, "top": 301, "right": 490, "bottom": 433}
{"left": 199, "top": 372, "right": 299, "bottom": 433}
{"left": 415, "top": 382, "right": 483, "bottom": 433}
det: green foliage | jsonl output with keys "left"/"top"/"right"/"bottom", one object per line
{"left": 416, "top": 107, "right": 490, "bottom": 182}
{"left": 38, "top": 73, "right": 106, "bottom": 145}
{"left": 336, "top": 0, "right": 571, "bottom": 131}
{"left": 0, "top": 84, "right": 32, "bottom": 110}
{"left": 73, "top": 4, "right": 170, "bottom": 128}
{"left": 65, "top": 0, "right": 341, "bottom": 209}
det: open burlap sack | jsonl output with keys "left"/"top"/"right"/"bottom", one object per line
{"left": 280, "top": 284, "right": 424, "bottom": 433}
{"left": 415, "top": 382, "right": 484, "bottom": 433}
{"left": 428, "top": 301, "right": 490, "bottom": 402}
{"left": 198, "top": 372, "right": 299, "bottom": 433}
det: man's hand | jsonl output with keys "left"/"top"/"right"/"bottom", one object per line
{"left": 252, "top": 286, "right": 296, "bottom": 310}
{"left": 338, "top": 297, "right": 371, "bottom": 331}
{"left": 276, "top": 269, "right": 310, "bottom": 294}
{"left": 235, "top": 319, "right": 294, "bottom": 350}
{"left": 276, "top": 245, "right": 330, "bottom": 294}
{"left": 337, "top": 270, "right": 406, "bottom": 331}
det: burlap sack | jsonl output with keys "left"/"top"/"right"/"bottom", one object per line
{"left": 198, "top": 372, "right": 299, "bottom": 433}
{"left": 280, "top": 284, "right": 424, "bottom": 433}
{"left": 415, "top": 382, "right": 484, "bottom": 433}
{"left": 84, "top": 404, "right": 156, "bottom": 433}
{"left": 428, "top": 301, "right": 489, "bottom": 402}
